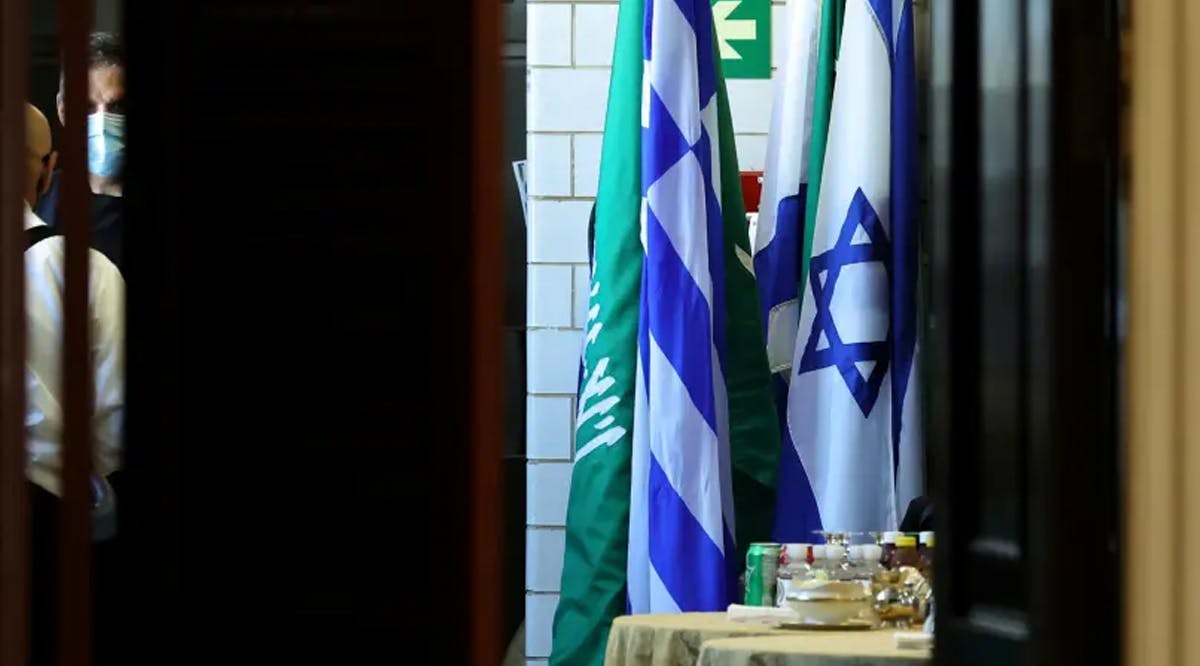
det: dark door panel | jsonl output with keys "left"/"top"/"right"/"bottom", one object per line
{"left": 930, "top": 0, "right": 1120, "bottom": 664}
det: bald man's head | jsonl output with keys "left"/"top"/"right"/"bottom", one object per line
{"left": 24, "top": 103, "right": 56, "bottom": 207}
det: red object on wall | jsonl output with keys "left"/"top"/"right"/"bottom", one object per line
{"left": 741, "top": 171, "right": 764, "bottom": 213}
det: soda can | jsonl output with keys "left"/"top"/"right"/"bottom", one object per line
{"left": 744, "top": 542, "right": 782, "bottom": 606}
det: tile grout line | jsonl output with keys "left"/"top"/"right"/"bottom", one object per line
{"left": 569, "top": 134, "right": 577, "bottom": 199}
{"left": 570, "top": 2, "right": 577, "bottom": 68}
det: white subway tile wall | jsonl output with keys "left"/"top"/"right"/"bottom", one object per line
{"left": 524, "top": 1, "right": 788, "bottom": 659}
{"left": 528, "top": 200, "right": 592, "bottom": 263}
{"left": 525, "top": 593, "right": 560, "bottom": 658}
{"left": 528, "top": 265, "right": 574, "bottom": 328}
{"left": 529, "top": 68, "right": 612, "bottom": 132}
{"left": 572, "top": 133, "right": 603, "bottom": 198}
{"left": 527, "top": 329, "right": 583, "bottom": 394}
{"left": 527, "top": 461, "right": 573, "bottom": 526}
{"left": 735, "top": 134, "right": 769, "bottom": 173}
{"left": 527, "top": 528, "right": 568, "bottom": 592}
{"left": 574, "top": 4, "right": 620, "bottom": 67}
{"left": 527, "top": 395, "right": 575, "bottom": 460}
{"left": 726, "top": 79, "right": 775, "bottom": 134}
{"left": 528, "top": 3, "right": 574, "bottom": 66}
{"left": 528, "top": 133, "right": 573, "bottom": 197}
{"left": 572, "top": 264, "right": 591, "bottom": 328}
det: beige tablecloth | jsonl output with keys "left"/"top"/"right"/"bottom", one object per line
{"left": 605, "top": 613, "right": 797, "bottom": 666}
{"left": 697, "top": 632, "right": 931, "bottom": 666}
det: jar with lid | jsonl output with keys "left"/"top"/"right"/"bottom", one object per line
{"left": 880, "top": 531, "right": 902, "bottom": 569}
{"left": 775, "top": 543, "right": 813, "bottom": 606}
{"left": 918, "top": 531, "right": 935, "bottom": 580}
{"left": 893, "top": 534, "right": 920, "bottom": 569}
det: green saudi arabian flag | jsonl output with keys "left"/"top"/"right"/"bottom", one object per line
{"left": 550, "top": 1, "right": 780, "bottom": 663}
{"left": 549, "top": 0, "right": 645, "bottom": 664}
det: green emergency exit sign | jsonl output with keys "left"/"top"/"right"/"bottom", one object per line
{"left": 712, "top": 0, "right": 771, "bottom": 79}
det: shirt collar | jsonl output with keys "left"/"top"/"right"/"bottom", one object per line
{"left": 23, "top": 201, "right": 46, "bottom": 231}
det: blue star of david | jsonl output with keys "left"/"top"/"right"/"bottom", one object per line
{"left": 797, "top": 188, "right": 893, "bottom": 417}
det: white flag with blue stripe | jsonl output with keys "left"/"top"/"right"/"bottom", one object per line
{"left": 753, "top": 0, "right": 826, "bottom": 543}
{"left": 627, "top": 0, "right": 738, "bottom": 614}
{"left": 753, "top": 0, "right": 821, "bottom": 377}
{"left": 786, "top": 0, "right": 923, "bottom": 532}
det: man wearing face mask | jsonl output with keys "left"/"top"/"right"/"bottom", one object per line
{"left": 35, "top": 31, "right": 125, "bottom": 274}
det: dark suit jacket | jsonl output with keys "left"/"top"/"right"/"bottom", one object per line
{"left": 900, "top": 496, "right": 934, "bottom": 533}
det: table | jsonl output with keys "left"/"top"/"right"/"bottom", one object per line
{"left": 605, "top": 613, "right": 796, "bottom": 666}
{"left": 698, "top": 632, "right": 931, "bottom": 666}
{"left": 604, "top": 613, "right": 931, "bottom": 666}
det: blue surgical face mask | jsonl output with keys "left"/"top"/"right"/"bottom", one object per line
{"left": 87, "top": 112, "right": 125, "bottom": 178}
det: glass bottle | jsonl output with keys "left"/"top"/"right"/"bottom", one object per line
{"left": 881, "top": 531, "right": 901, "bottom": 569}
{"left": 811, "top": 544, "right": 827, "bottom": 572}
{"left": 824, "top": 543, "right": 848, "bottom": 579}
{"left": 918, "top": 531, "right": 935, "bottom": 580}
{"left": 860, "top": 544, "right": 884, "bottom": 578}
{"left": 894, "top": 534, "right": 920, "bottom": 569}
{"left": 778, "top": 543, "right": 812, "bottom": 580}
{"left": 775, "top": 543, "right": 812, "bottom": 606}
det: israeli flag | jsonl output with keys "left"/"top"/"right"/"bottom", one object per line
{"left": 786, "top": 0, "right": 923, "bottom": 532}
{"left": 627, "top": 0, "right": 738, "bottom": 613}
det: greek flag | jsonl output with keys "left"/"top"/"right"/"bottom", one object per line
{"left": 626, "top": 0, "right": 738, "bottom": 613}
{"left": 786, "top": 0, "right": 922, "bottom": 533}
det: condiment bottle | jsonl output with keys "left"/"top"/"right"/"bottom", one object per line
{"left": 918, "top": 531, "right": 935, "bottom": 579}
{"left": 894, "top": 534, "right": 920, "bottom": 568}
{"left": 881, "top": 531, "right": 901, "bottom": 569}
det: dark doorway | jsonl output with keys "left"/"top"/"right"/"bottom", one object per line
{"left": 119, "top": 1, "right": 504, "bottom": 663}
{"left": 929, "top": 1, "right": 1121, "bottom": 664}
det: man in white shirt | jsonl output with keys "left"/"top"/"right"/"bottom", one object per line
{"left": 24, "top": 102, "right": 125, "bottom": 666}
{"left": 24, "top": 102, "right": 124, "bottom": 499}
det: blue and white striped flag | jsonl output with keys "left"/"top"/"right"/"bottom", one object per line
{"left": 627, "top": 0, "right": 738, "bottom": 613}
{"left": 786, "top": 0, "right": 922, "bottom": 533}
{"left": 753, "top": 0, "right": 827, "bottom": 542}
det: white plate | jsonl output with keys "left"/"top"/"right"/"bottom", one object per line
{"left": 776, "top": 618, "right": 875, "bottom": 631}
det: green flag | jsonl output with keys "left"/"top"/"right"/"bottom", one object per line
{"left": 549, "top": 0, "right": 644, "bottom": 663}
{"left": 713, "top": 46, "right": 782, "bottom": 561}
{"left": 800, "top": 0, "right": 846, "bottom": 298}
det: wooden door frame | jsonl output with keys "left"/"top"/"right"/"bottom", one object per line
{"left": 57, "top": 0, "right": 97, "bottom": 662}
{"left": 470, "top": 0, "right": 504, "bottom": 663}
{"left": 0, "top": 1, "right": 31, "bottom": 663}
{"left": 1, "top": 1, "right": 95, "bottom": 661}
{"left": 1125, "top": 1, "right": 1200, "bottom": 663}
